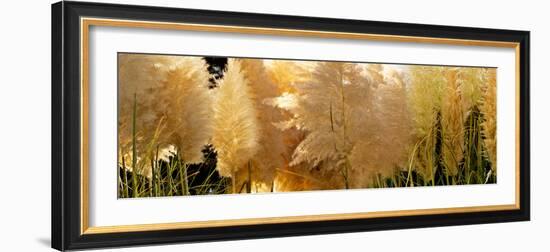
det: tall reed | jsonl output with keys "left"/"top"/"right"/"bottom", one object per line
{"left": 441, "top": 69, "right": 464, "bottom": 179}
{"left": 481, "top": 69, "right": 497, "bottom": 175}
{"left": 409, "top": 66, "right": 445, "bottom": 184}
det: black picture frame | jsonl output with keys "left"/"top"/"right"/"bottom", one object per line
{"left": 52, "top": 1, "right": 530, "bottom": 251}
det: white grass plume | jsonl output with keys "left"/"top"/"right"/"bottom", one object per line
{"left": 230, "top": 59, "right": 287, "bottom": 189}
{"left": 272, "top": 61, "right": 374, "bottom": 188}
{"left": 118, "top": 54, "right": 213, "bottom": 177}
{"left": 211, "top": 59, "right": 259, "bottom": 179}
{"left": 349, "top": 66, "right": 412, "bottom": 186}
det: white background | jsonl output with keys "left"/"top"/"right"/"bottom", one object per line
{"left": 0, "top": 0, "right": 547, "bottom": 251}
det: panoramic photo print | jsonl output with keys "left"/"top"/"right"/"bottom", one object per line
{"left": 117, "top": 53, "right": 497, "bottom": 198}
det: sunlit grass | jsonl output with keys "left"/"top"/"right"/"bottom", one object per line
{"left": 117, "top": 55, "right": 497, "bottom": 198}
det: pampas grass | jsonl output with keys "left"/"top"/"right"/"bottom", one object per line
{"left": 481, "top": 69, "right": 497, "bottom": 173}
{"left": 265, "top": 60, "right": 313, "bottom": 93}
{"left": 118, "top": 54, "right": 213, "bottom": 178}
{"left": 459, "top": 68, "right": 486, "bottom": 113}
{"left": 441, "top": 68, "right": 465, "bottom": 177}
{"left": 237, "top": 59, "right": 286, "bottom": 191}
{"left": 211, "top": 59, "right": 259, "bottom": 193}
{"left": 265, "top": 61, "right": 318, "bottom": 192}
{"left": 349, "top": 66, "right": 412, "bottom": 187}
{"left": 270, "top": 63, "right": 414, "bottom": 189}
{"left": 272, "top": 62, "right": 374, "bottom": 188}
{"left": 459, "top": 68, "right": 491, "bottom": 183}
{"left": 117, "top": 53, "right": 498, "bottom": 197}
{"left": 408, "top": 65, "right": 495, "bottom": 185}
{"left": 408, "top": 66, "right": 445, "bottom": 183}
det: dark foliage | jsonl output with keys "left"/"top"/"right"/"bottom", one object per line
{"left": 203, "top": 57, "right": 228, "bottom": 88}
{"left": 118, "top": 145, "right": 229, "bottom": 198}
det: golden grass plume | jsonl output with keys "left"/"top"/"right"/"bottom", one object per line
{"left": 481, "top": 68, "right": 497, "bottom": 171}
{"left": 211, "top": 59, "right": 260, "bottom": 180}
{"left": 118, "top": 54, "right": 213, "bottom": 177}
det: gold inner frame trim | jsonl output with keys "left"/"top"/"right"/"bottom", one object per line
{"left": 80, "top": 17, "right": 522, "bottom": 235}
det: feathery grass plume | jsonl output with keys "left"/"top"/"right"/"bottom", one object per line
{"left": 266, "top": 80, "right": 342, "bottom": 191}
{"left": 409, "top": 66, "right": 445, "bottom": 136}
{"left": 408, "top": 66, "right": 445, "bottom": 182}
{"left": 273, "top": 61, "right": 373, "bottom": 188}
{"left": 408, "top": 65, "right": 494, "bottom": 185}
{"left": 211, "top": 59, "right": 259, "bottom": 192}
{"left": 264, "top": 61, "right": 327, "bottom": 192}
{"left": 349, "top": 66, "right": 413, "bottom": 187}
{"left": 458, "top": 68, "right": 490, "bottom": 183}
{"left": 458, "top": 68, "right": 486, "bottom": 113}
{"left": 264, "top": 60, "right": 314, "bottom": 191}
{"left": 234, "top": 59, "right": 286, "bottom": 192}
{"left": 265, "top": 60, "right": 314, "bottom": 93}
{"left": 365, "top": 64, "right": 385, "bottom": 88}
{"left": 440, "top": 68, "right": 465, "bottom": 177}
{"left": 272, "top": 141, "right": 349, "bottom": 191}
{"left": 118, "top": 54, "right": 213, "bottom": 178}
{"left": 481, "top": 68, "right": 497, "bottom": 172}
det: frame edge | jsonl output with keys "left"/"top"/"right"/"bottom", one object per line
{"left": 519, "top": 31, "right": 531, "bottom": 222}
{"left": 51, "top": 1, "right": 64, "bottom": 251}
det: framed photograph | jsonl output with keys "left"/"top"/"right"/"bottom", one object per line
{"left": 51, "top": 1, "right": 530, "bottom": 250}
